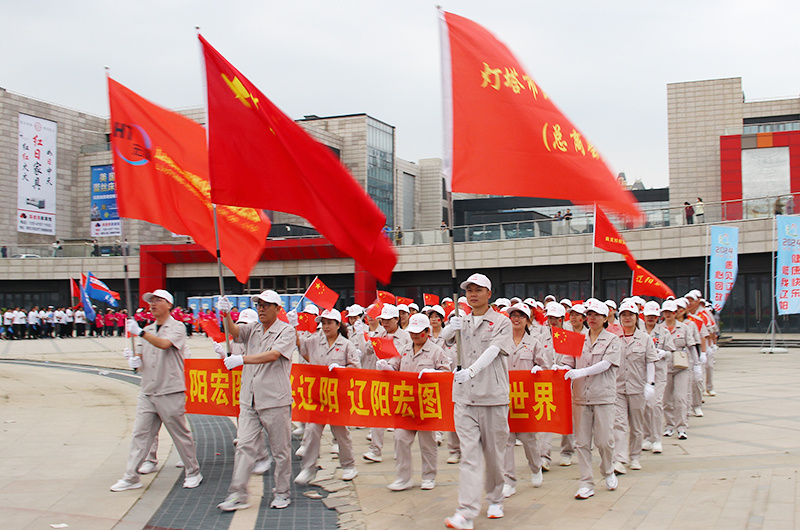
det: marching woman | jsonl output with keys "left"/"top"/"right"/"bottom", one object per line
{"left": 427, "top": 304, "right": 454, "bottom": 449}
{"left": 502, "top": 303, "right": 552, "bottom": 498}
{"left": 565, "top": 299, "right": 621, "bottom": 500}
{"left": 612, "top": 301, "right": 657, "bottom": 474}
{"left": 294, "top": 308, "right": 361, "bottom": 485}
{"left": 641, "top": 301, "right": 668, "bottom": 453}
{"left": 660, "top": 300, "right": 699, "bottom": 441}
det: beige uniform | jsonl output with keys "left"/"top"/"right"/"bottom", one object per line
{"left": 537, "top": 327, "right": 580, "bottom": 464}
{"left": 446, "top": 309, "right": 514, "bottom": 520}
{"left": 686, "top": 316, "right": 710, "bottom": 409}
{"left": 572, "top": 329, "right": 621, "bottom": 490}
{"left": 227, "top": 318, "right": 296, "bottom": 500}
{"left": 643, "top": 325, "right": 668, "bottom": 444}
{"left": 504, "top": 332, "right": 552, "bottom": 487}
{"left": 123, "top": 316, "right": 200, "bottom": 484}
{"left": 368, "top": 327, "right": 411, "bottom": 457}
{"left": 388, "top": 339, "right": 450, "bottom": 482}
{"left": 613, "top": 329, "right": 657, "bottom": 463}
{"left": 431, "top": 326, "right": 461, "bottom": 458}
{"left": 661, "top": 321, "right": 698, "bottom": 434}
{"left": 356, "top": 325, "right": 386, "bottom": 370}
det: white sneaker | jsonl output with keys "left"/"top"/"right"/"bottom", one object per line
{"left": 447, "top": 453, "right": 460, "bottom": 464}
{"left": 641, "top": 440, "right": 653, "bottom": 451}
{"left": 515, "top": 439, "right": 523, "bottom": 446}
{"left": 218, "top": 494, "right": 250, "bottom": 511}
{"left": 331, "top": 443, "right": 339, "bottom": 457}
{"left": 269, "top": 495, "right": 290, "bottom": 509}
{"left": 629, "top": 459, "right": 642, "bottom": 470}
{"left": 110, "top": 479, "right": 142, "bottom": 492}
{"left": 444, "top": 513, "right": 474, "bottom": 529}
{"left": 605, "top": 473, "right": 618, "bottom": 491}
{"left": 678, "top": 431, "right": 688, "bottom": 440}
{"left": 613, "top": 462, "right": 627, "bottom": 475}
{"left": 421, "top": 479, "right": 436, "bottom": 490}
{"left": 707, "top": 390, "right": 717, "bottom": 396}
{"left": 175, "top": 460, "right": 184, "bottom": 468}
{"left": 559, "top": 456, "right": 571, "bottom": 466}
{"left": 502, "top": 484, "right": 516, "bottom": 498}
{"left": 183, "top": 473, "right": 203, "bottom": 489}
{"left": 694, "top": 407, "right": 704, "bottom": 417}
{"left": 575, "top": 487, "right": 594, "bottom": 499}
{"left": 663, "top": 429, "right": 674, "bottom": 437}
{"left": 363, "top": 451, "right": 382, "bottom": 463}
{"left": 294, "top": 467, "right": 317, "bottom": 485}
{"left": 366, "top": 432, "right": 372, "bottom": 441}
{"left": 387, "top": 478, "right": 414, "bottom": 491}
{"left": 652, "top": 441, "right": 663, "bottom": 453}
{"left": 486, "top": 503, "right": 504, "bottom": 519}
{"left": 435, "top": 432, "right": 444, "bottom": 446}
{"left": 531, "top": 469, "right": 543, "bottom": 487}
{"left": 138, "top": 461, "right": 158, "bottom": 474}
{"left": 292, "top": 425, "right": 305, "bottom": 436}
{"left": 295, "top": 445, "right": 307, "bottom": 458}
{"left": 253, "top": 456, "right": 273, "bottom": 474}
{"left": 342, "top": 467, "right": 358, "bottom": 481}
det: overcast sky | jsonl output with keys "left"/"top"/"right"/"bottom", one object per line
{"left": 4, "top": 1, "right": 799, "bottom": 189}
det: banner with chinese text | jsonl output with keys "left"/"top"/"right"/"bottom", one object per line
{"left": 91, "top": 164, "right": 121, "bottom": 236}
{"left": 184, "top": 360, "right": 572, "bottom": 434}
{"left": 708, "top": 225, "right": 739, "bottom": 311}
{"left": 18, "top": 114, "right": 57, "bottom": 235}
{"left": 776, "top": 216, "right": 800, "bottom": 315}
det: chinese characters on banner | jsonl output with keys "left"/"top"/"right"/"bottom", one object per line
{"left": 708, "top": 225, "right": 739, "bottom": 311}
{"left": 184, "top": 360, "right": 573, "bottom": 434}
{"left": 776, "top": 216, "right": 800, "bottom": 315}
{"left": 90, "top": 164, "right": 121, "bottom": 237}
{"left": 18, "top": 114, "right": 57, "bottom": 235}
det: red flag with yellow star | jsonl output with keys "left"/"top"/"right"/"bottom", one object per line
{"left": 296, "top": 312, "right": 318, "bottom": 333}
{"left": 630, "top": 264, "right": 675, "bottom": 299}
{"left": 377, "top": 291, "right": 396, "bottom": 305}
{"left": 440, "top": 11, "right": 642, "bottom": 222}
{"left": 370, "top": 336, "right": 401, "bottom": 359}
{"left": 200, "top": 35, "right": 396, "bottom": 284}
{"left": 396, "top": 296, "right": 414, "bottom": 307}
{"left": 552, "top": 327, "right": 585, "bottom": 358}
{"left": 302, "top": 276, "right": 339, "bottom": 310}
{"left": 423, "top": 293, "right": 440, "bottom": 306}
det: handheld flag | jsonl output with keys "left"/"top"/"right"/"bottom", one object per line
{"left": 376, "top": 290, "right": 396, "bottom": 305}
{"left": 79, "top": 276, "right": 96, "bottom": 322}
{"left": 594, "top": 206, "right": 635, "bottom": 265}
{"left": 423, "top": 293, "right": 440, "bottom": 306}
{"left": 296, "top": 312, "right": 319, "bottom": 333}
{"left": 366, "top": 301, "right": 383, "bottom": 321}
{"left": 370, "top": 336, "right": 401, "bottom": 359}
{"left": 303, "top": 277, "right": 339, "bottom": 310}
{"left": 552, "top": 327, "right": 585, "bottom": 357}
{"left": 396, "top": 296, "right": 414, "bottom": 307}
{"left": 630, "top": 264, "right": 675, "bottom": 299}
{"left": 199, "top": 318, "right": 226, "bottom": 343}
{"left": 277, "top": 306, "right": 289, "bottom": 324}
{"left": 84, "top": 271, "right": 120, "bottom": 307}
{"left": 70, "top": 278, "right": 80, "bottom": 300}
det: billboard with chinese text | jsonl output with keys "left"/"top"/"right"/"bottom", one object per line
{"left": 17, "top": 114, "right": 56, "bottom": 235}
{"left": 708, "top": 225, "right": 739, "bottom": 311}
{"left": 91, "top": 164, "right": 121, "bottom": 236}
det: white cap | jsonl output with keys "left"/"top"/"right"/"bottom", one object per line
{"left": 458, "top": 296, "right": 468, "bottom": 304}
{"left": 460, "top": 273, "right": 492, "bottom": 291}
{"left": 560, "top": 298, "right": 573, "bottom": 308}
{"left": 494, "top": 297, "right": 511, "bottom": 308}
{"left": 685, "top": 290, "right": 702, "bottom": 300}
{"left": 408, "top": 303, "right": 420, "bottom": 312}
{"left": 508, "top": 303, "right": 531, "bottom": 319}
{"left": 397, "top": 304, "right": 410, "bottom": 313}
{"left": 406, "top": 313, "right": 431, "bottom": 333}
{"left": 143, "top": 289, "right": 174, "bottom": 305}
{"left": 348, "top": 304, "right": 364, "bottom": 317}
{"left": 421, "top": 305, "right": 431, "bottom": 313}
{"left": 302, "top": 304, "right": 319, "bottom": 315}
{"left": 441, "top": 297, "right": 453, "bottom": 304}
{"left": 643, "top": 301, "right": 661, "bottom": 316}
{"left": 427, "top": 305, "right": 445, "bottom": 319}
{"left": 523, "top": 298, "right": 536, "bottom": 306}
{"left": 545, "top": 302, "right": 566, "bottom": 318}
{"left": 509, "top": 297, "right": 522, "bottom": 305}
{"left": 378, "top": 304, "right": 399, "bottom": 320}
{"left": 571, "top": 303, "right": 586, "bottom": 315}
{"left": 586, "top": 299, "right": 610, "bottom": 316}
{"left": 251, "top": 290, "right": 282, "bottom": 306}
{"left": 675, "top": 297, "right": 689, "bottom": 309}
{"left": 618, "top": 300, "right": 639, "bottom": 314}
{"left": 632, "top": 296, "right": 645, "bottom": 306}
{"left": 315, "top": 308, "right": 342, "bottom": 323}
{"left": 544, "top": 295, "right": 556, "bottom": 302}
{"left": 236, "top": 308, "right": 259, "bottom": 324}
{"left": 605, "top": 299, "right": 617, "bottom": 309}
{"left": 661, "top": 300, "right": 678, "bottom": 313}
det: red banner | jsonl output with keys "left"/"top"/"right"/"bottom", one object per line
{"left": 184, "top": 360, "right": 572, "bottom": 434}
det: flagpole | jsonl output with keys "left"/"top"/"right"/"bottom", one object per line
{"left": 447, "top": 193, "right": 463, "bottom": 370}
{"left": 213, "top": 204, "right": 232, "bottom": 356}
{"left": 592, "top": 204, "right": 596, "bottom": 297}
{"left": 704, "top": 224, "right": 710, "bottom": 300}
{"left": 119, "top": 217, "right": 136, "bottom": 352}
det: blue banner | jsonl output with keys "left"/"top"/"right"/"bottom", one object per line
{"left": 708, "top": 226, "right": 739, "bottom": 312}
{"left": 776, "top": 215, "right": 800, "bottom": 315}
{"left": 90, "top": 164, "right": 120, "bottom": 237}
{"left": 80, "top": 281, "right": 97, "bottom": 322}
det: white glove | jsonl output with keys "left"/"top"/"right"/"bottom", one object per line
{"left": 376, "top": 359, "right": 393, "bottom": 371}
{"left": 700, "top": 352, "right": 707, "bottom": 365}
{"left": 122, "top": 348, "right": 133, "bottom": 359}
{"left": 454, "top": 368, "right": 471, "bottom": 383}
{"left": 449, "top": 316, "right": 463, "bottom": 330}
{"left": 565, "top": 368, "right": 587, "bottom": 380}
{"left": 656, "top": 349, "right": 669, "bottom": 360}
{"left": 328, "top": 363, "right": 342, "bottom": 371}
{"left": 287, "top": 310, "right": 299, "bottom": 328}
{"left": 126, "top": 318, "right": 143, "bottom": 336}
{"left": 418, "top": 368, "right": 438, "bottom": 378}
{"left": 217, "top": 295, "right": 233, "bottom": 314}
{"left": 212, "top": 342, "right": 226, "bottom": 358}
{"left": 693, "top": 364, "right": 703, "bottom": 381}
{"left": 530, "top": 365, "right": 543, "bottom": 374}
{"left": 353, "top": 320, "right": 365, "bottom": 334}
{"left": 128, "top": 356, "right": 142, "bottom": 370}
{"left": 553, "top": 364, "right": 571, "bottom": 371}
{"left": 224, "top": 354, "right": 244, "bottom": 370}
{"left": 644, "top": 383, "right": 655, "bottom": 404}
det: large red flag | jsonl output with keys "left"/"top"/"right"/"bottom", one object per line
{"left": 594, "top": 206, "right": 636, "bottom": 267}
{"left": 303, "top": 277, "right": 339, "bottom": 310}
{"left": 630, "top": 264, "right": 675, "bottom": 299}
{"left": 200, "top": 35, "right": 396, "bottom": 284}
{"left": 108, "top": 77, "right": 271, "bottom": 283}
{"left": 441, "top": 11, "right": 642, "bottom": 221}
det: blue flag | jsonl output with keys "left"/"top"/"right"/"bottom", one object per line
{"left": 84, "top": 271, "right": 120, "bottom": 307}
{"left": 80, "top": 279, "right": 97, "bottom": 322}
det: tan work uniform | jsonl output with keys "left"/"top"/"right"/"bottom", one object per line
{"left": 613, "top": 328, "right": 657, "bottom": 464}
{"left": 686, "top": 317, "right": 709, "bottom": 410}
{"left": 353, "top": 325, "right": 385, "bottom": 370}
{"left": 504, "top": 332, "right": 552, "bottom": 487}
{"left": 571, "top": 329, "right": 621, "bottom": 490}
{"left": 298, "top": 333, "right": 361, "bottom": 471}
{"left": 446, "top": 308, "right": 514, "bottom": 520}
{"left": 431, "top": 327, "right": 461, "bottom": 458}
{"left": 388, "top": 339, "right": 451, "bottom": 483}
{"left": 660, "top": 321, "right": 697, "bottom": 434}
{"left": 123, "top": 316, "right": 200, "bottom": 484}
{"left": 367, "top": 327, "right": 411, "bottom": 457}
{"left": 643, "top": 325, "right": 668, "bottom": 444}
{"left": 227, "top": 318, "right": 296, "bottom": 500}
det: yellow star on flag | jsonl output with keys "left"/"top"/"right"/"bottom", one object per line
{"left": 222, "top": 74, "right": 259, "bottom": 109}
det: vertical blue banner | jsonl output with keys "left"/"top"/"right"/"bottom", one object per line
{"left": 776, "top": 215, "right": 800, "bottom": 315}
{"left": 90, "top": 164, "right": 120, "bottom": 236}
{"left": 709, "top": 226, "right": 739, "bottom": 311}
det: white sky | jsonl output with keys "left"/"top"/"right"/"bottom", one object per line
{"left": 3, "top": 0, "right": 800, "bottom": 189}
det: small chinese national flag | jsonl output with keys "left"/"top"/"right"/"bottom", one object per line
{"left": 303, "top": 276, "right": 339, "bottom": 309}
{"left": 396, "top": 296, "right": 414, "bottom": 307}
{"left": 277, "top": 306, "right": 289, "bottom": 323}
{"left": 296, "top": 312, "right": 318, "bottom": 333}
{"left": 200, "top": 318, "right": 227, "bottom": 343}
{"left": 423, "top": 293, "right": 440, "bottom": 306}
{"left": 366, "top": 301, "right": 383, "bottom": 321}
{"left": 552, "top": 327, "right": 585, "bottom": 357}
{"left": 370, "top": 336, "right": 401, "bottom": 359}
{"left": 377, "top": 290, "right": 396, "bottom": 305}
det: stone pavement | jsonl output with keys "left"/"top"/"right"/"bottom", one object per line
{"left": 1, "top": 335, "right": 800, "bottom": 529}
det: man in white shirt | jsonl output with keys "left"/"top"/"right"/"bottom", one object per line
{"left": 53, "top": 307, "right": 66, "bottom": 338}
{"left": 13, "top": 308, "right": 27, "bottom": 339}
{"left": 65, "top": 307, "right": 74, "bottom": 338}
{"left": 27, "top": 306, "right": 39, "bottom": 339}
{"left": 38, "top": 307, "right": 47, "bottom": 338}
{"left": 74, "top": 308, "right": 86, "bottom": 337}
{"left": 3, "top": 309, "right": 14, "bottom": 339}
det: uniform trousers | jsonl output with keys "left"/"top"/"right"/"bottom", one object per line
{"left": 643, "top": 358, "right": 668, "bottom": 443}
{"left": 448, "top": 431, "right": 461, "bottom": 457}
{"left": 368, "top": 428, "right": 385, "bottom": 456}
{"left": 613, "top": 393, "right": 645, "bottom": 463}
{"left": 691, "top": 361, "right": 704, "bottom": 408}
{"left": 705, "top": 347, "right": 715, "bottom": 392}
{"left": 123, "top": 392, "right": 200, "bottom": 483}
{"left": 454, "top": 403, "right": 508, "bottom": 520}
{"left": 302, "top": 423, "right": 354, "bottom": 470}
{"left": 145, "top": 422, "right": 269, "bottom": 464}
{"left": 228, "top": 403, "right": 292, "bottom": 499}
{"left": 664, "top": 369, "right": 689, "bottom": 432}
{"left": 395, "top": 428, "right": 437, "bottom": 482}
{"left": 575, "top": 403, "right": 615, "bottom": 490}
{"left": 503, "top": 431, "right": 540, "bottom": 486}
{"left": 538, "top": 403, "right": 577, "bottom": 463}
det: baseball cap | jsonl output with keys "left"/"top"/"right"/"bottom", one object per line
{"left": 643, "top": 301, "right": 661, "bottom": 316}
{"left": 408, "top": 303, "right": 420, "bottom": 312}
{"left": 378, "top": 304, "right": 400, "bottom": 320}
{"left": 632, "top": 296, "right": 645, "bottom": 306}
{"left": 605, "top": 300, "right": 617, "bottom": 310}
{"left": 661, "top": 300, "right": 678, "bottom": 313}
{"left": 545, "top": 302, "right": 566, "bottom": 318}
{"left": 618, "top": 300, "right": 639, "bottom": 314}
{"left": 143, "top": 289, "right": 174, "bottom": 305}
{"left": 397, "top": 304, "right": 410, "bottom": 313}
{"left": 508, "top": 303, "right": 531, "bottom": 319}
{"left": 560, "top": 298, "right": 573, "bottom": 308}
{"left": 571, "top": 304, "right": 586, "bottom": 315}
{"left": 315, "top": 308, "right": 342, "bottom": 323}
{"left": 348, "top": 304, "right": 364, "bottom": 317}
{"left": 302, "top": 304, "right": 319, "bottom": 315}
{"left": 494, "top": 297, "right": 511, "bottom": 308}
{"left": 427, "top": 305, "right": 446, "bottom": 319}
{"left": 251, "top": 290, "right": 282, "bottom": 306}
{"left": 460, "top": 273, "right": 492, "bottom": 291}
{"left": 675, "top": 297, "right": 689, "bottom": 309}
{"left": 586, "top": 299, "right": 610, "bottom": 316}
{"left": 406, "top": 313, "right": 431, "bottom": 333}
{"left": 236, "top": 308, "right": 258, "bottom": 324}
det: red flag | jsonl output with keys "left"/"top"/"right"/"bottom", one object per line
{"left": 277, "top": 306, "right": 289, "bottom": 323}
{"left": 532, "top": 306, "right": 546, "bottom": 325}
{"left": 423, "top": 293, "right": 440, "bottom": 306}
{"left": 303, "top": 277, "right": 339, "bottom": 309}
{"left": 199, "top": 318, "right": 226, "bottom": 343}
{"left": 552, "top": 327, "right": 585, "bottom": 357}
{"left": 396, "top": 296, "right": 414, "bottom": 307}
{"left": 366, "top": 301, "right": 383, "bottom": 321}
{"left": 200, "top": 35, "right": 396, "bottom": 284}
{"left": 440, "top": 11, "right": 642, "bottom": 221}
{"left": 370, "top": 336, "right": 401, "bottom": 359}
{"left": 377, "top": 291, "right": 396, "bottom": 305}
{"left": 296, "top": 312, "right": 318, "bottom": 333}
{"left": 630, "top": 264, "right": 675, "bottom": 299}
{"left": 70, "top": 278, "right": 80, "bottom": 299}
{"left": 594, "top": 206, "right": 635, "bottom": 264}
{"left": 108, "top": 77, "right": 270, "bottom": 283}
{"left": 443, "top": 301, "right": 472, "bottom": 319}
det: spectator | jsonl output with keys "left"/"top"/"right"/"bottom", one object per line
{"left": 1, "top": 246, "right": 7, "bottom": 258}
{"left": 52, "top": 240, "right": 63, "bottom": 257}
{"left": 684, "top": 202, "right": 694, "bottom": 225}
{"left": 395, "top": 226, "right": 403, "bottom": 246}
{"left": 695, "top": 198, "right": 705, "bottom": 223}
